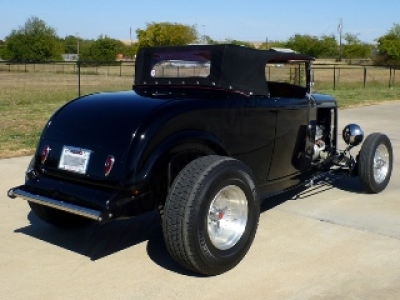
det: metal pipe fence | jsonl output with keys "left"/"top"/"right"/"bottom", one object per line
{"left": 0, "top": 61, "right": 136, "bottom": 98}
{"left": 1, "top": 60, "right": 400, "bottom": 158}
{"left": 0, "top": 61, "right": 399, "bottom": 100}
{"left": 312, "top": 64, "right": 398, "bottom": 90}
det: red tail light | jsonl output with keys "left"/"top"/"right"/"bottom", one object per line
{"left": 40, "top": 145, "right": 51, "bottom": 164}
{"left": 104, "top": 155, "right": 115, "bottom": 177}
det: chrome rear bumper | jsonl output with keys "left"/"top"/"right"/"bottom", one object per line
{"left": 8, "top": 187, "right": 104, "bottom": 222}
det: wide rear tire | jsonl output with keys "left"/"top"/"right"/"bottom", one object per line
{"left": 162, "top": 155, "right": 260, "bottom": 276}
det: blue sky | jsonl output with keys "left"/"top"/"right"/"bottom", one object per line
{"left": 1, "top": 0, "right": 399, "bottom": 43}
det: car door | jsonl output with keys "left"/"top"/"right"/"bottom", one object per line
{"left": 218, "top": 96, "right": 278, "bottom": 186}
{"left": 267, "top": 97, "right": 313, "bottom": 181}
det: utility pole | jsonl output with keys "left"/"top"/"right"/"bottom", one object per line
{"left": 338, "top": 18, "right": 343, "bottom": 61}
{"left": 76, "top": 32, "right": 80, "bottom": 59}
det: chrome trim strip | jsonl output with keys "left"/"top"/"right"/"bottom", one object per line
{"left": 9, "top": 188, "right": 102, "bottom": 221}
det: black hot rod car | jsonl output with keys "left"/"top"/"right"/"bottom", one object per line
{"left": 8, "top": 44, "right": 393, "bottom": 275}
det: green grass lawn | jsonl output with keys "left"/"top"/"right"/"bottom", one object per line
{"left": 315, "top": 83, "right": 400, "bottom": 108}
{"left": 0, "top": 73, "right": 132, "bottom": 158}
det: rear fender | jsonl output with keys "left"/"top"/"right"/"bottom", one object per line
{"left": 136, "top": 130, "right": 228, "bottom": 197}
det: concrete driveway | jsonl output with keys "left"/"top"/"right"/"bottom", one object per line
{"left": 1, "top": 102, "right": 399, "bottom": 300}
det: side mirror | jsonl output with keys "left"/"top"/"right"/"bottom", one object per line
{"left": 342, "top": 124, "right": 364, "bottom": 146}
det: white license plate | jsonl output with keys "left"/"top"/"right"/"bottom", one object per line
{"left": 58, "top": 146, "right": 91, "bottom": 174}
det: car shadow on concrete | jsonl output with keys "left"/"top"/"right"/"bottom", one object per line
{"left": 15, "top": 209, "right": 160, "bottom": 259}
{"left": 260, "top": 174, "right": 364, "bottom": 212}
{"left": 14, "top": 208, "right": 198, "bottom": 276}
{"left": 13, "top": 174, "right": 364, "bottom": 276}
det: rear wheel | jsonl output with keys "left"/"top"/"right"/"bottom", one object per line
{"left": 358, "top": 133, "right": 393, "bottom": 193}
{"left": 162, "top": 155, "right": 260, "bottom": 275}
{"left": 29, "top": 202, "right": 92, "bottom": 228}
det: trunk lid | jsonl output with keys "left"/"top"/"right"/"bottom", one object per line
{"left": 37, "top": 91, "right": 165, "bottom": 185}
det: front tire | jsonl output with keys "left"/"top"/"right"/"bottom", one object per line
{"left": 29, "top": 202, "right": 92, "bottom": 228}
{"left": 358, "top": 133, "right": 393, "bottom": 193}
{"left": 162, "top": 155, "right": 260, "bottom": 276}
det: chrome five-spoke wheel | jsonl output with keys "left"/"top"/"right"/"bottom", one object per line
{"left": 208, "top": 185, "right": 248, "bottom": 250}
{"left": 373, "top": 144, "right": 390, "bottom": 184}
{"left": 163, "top": 155, "right": 260, "bottom": 275}
{"left": 359, "top": 133, "right": 393, "bottom": 193}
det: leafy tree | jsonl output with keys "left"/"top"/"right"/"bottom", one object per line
{"left": 342, "top": 33, "right": 371, "bottom": 63}
{"left": 225, "top": 39, "right": 256, "bottom": 48}
{"left": 203, "top": 35, "right": 220, "bottom": 45}
{"left": 61, "top": 35, "right": 94, "bottom": 60}
{"left": 63, "top": 35, "right": 81, "bottom": 54}
{"left": 2, "top": 16, "right": 63, "bottom": 61}
{"left": 258, "top": 40, "right": 286, "bottom": 50}
{"left": 136, "top": 22, "right": 198, "bottom": 48}
{"left": 285, "top": 34, "right": 317, "bottom": 56}
{"left": 123, "top": 43, "right": 139, "bottom": 59}
{"left": 317, "top": 35, "right": 339, "bottom": 58}
{"left": 285, "top": 34, "right": 338, "bottom": 58}
{"left": 375, "top": 23, "right": 400, "bottom": 65}
{"left": 0, "top": 39, "right": 5, "bottom": 59}
{"left": 79, "top": 35, "right": 125, "bottom": 61}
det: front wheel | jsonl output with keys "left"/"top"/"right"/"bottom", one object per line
{"left": 358, "top": 133, "right": 393, "bottom": 193}
{"left": 162, "top": 155, "right": 260, "bottom": 276}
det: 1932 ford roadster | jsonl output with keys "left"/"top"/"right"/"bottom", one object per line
{"left": 8, "top": 44, "right": 393, "bottom": 275}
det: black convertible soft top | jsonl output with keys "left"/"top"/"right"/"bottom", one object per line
{"left": 134, "top": 44, "right": 314, "bottom": 96}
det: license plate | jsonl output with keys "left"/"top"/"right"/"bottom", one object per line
{"left": 58, "top": 146, "right": 91, "bottom": 174}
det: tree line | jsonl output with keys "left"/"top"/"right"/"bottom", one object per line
{"left": 0, "top": 16, "right": 399, "bottom": 65}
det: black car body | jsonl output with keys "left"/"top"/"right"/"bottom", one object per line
{"left": 8, "top": 44, "right": 393, "bottom": 275}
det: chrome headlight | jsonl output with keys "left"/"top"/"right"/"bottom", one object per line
{"left": 342, "top": 124, "right": 364, "bottom": 146}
